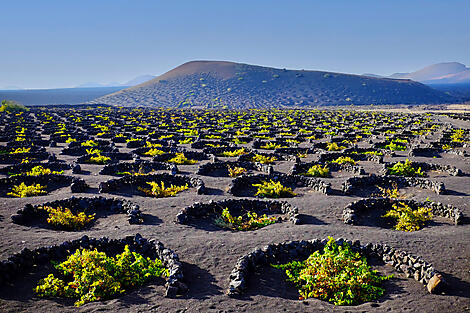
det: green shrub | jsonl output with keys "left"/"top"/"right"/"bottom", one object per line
{"left": 260, "top": 142, "right": 285, "bottom": 149}
{"left": 85, "top": 148, "right": 102, "bottom": 155}
{"left": 451, "top": 129, "right": 464, "bottom": 143}
{"left": 145, "top": 141, "right": 162, "bottom": 148}
{"left": 376, "top": 183, "right": 403, "bottom": 199}
{"left": 383, "top": 202, "right": 432, "bottom": 231}
{"left": 220, "top": 148, "right": 247, "bottom": 157}
{"left": 273, "top": 237, "right": 393, "bottom": 305}
{"left": 228, "top": 166, "right": 247, "bottom": 177}
{"left": 326, "top": 142, "right": 345, "bottom": 151}
{"left": 24, "top": 165, "right": 63, "bottom": 176}
{"left": 116, "top": 171, "right": 147, "bottom": 176}
{"left": 303, "top": 164, "right": 330, "bottom": 177}
{"left": 179, "top": 138, "right": 194, "bottom": 144}
{"left": 81, "top": 140, "right": 98, "bottom": 147}
{"left": 0, "top": 100, "right": 28, "bottom": 112}
{"left": 144, "top": 148, "right": 165, "bottom": 157}
{"left": 387, "top": 159, "right": 424, "bottom": 177}
{"left": 8, "top": 182, "right": 47, "bottom": 197}
{"left": 362, "top": 151, "right": 383, "bottom": 156}
{"left": 35, "top": 245, "right": 168, "bottom": 306}
{"left": 166, "top": 153, "right": 197, "bottom": 164}
{"left": 138, "top": 181, "right": 188, "bottom": 197}
{"left": 10, "top": 147, "right": 31, "bottom": 154}
{"left": 87, "top": 154, "right": 111, "bottom": 165}
{"left": 253, "top": 180, "right": 296, "bottom": 198}
{"left": 251, "top": 154, "right": 277, "bottom": 164}
{"left": 214, "top": 208, "right": 276, "bottom": 231}
{"left": 331, "top": 156, "right": 356, "bottom": 165}
{"left": 42, "top": 206, "right": 95, "bottom": 230}
{"left": 232, "top": 138, "right": 248, "bottom": 144}
{"left": 384, "top": 142, "right": 406, "bottom": 151}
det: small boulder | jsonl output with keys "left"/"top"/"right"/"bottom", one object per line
{"left": 427, "top": 273, "right": 446, "bottom": 294}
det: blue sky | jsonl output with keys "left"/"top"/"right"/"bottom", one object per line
{"left": 1, "top": 0, "right": 469, "bottom": 89}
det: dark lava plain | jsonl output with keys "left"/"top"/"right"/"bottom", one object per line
{"left": 0, "top": 107, "right": 469, "bottom": 313}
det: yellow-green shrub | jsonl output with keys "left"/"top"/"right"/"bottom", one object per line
{"left": 273, "top": 237, "right": 393, "bottom": 305}
{"left": 138, "top": 181, "right": 188, "bottom": 197}
{"left": 214, "top": 208, "right": 276, "bottom": 231}
{"left": 253, "top": 180, "right": 296, "bottom": 198}
{"left": 166, "top": 153, "right": 197, "bottom": 164}
{"left": 383, "top": 202, "right": 432, "bottom": 231}
{"left": 331, "top": 156, "right": 356, "bottom": 165}
{"left": 8, "top": 183, "right": 47, "bottom": 197}
{"left": 144, "top": 148, "right": 165, "bottom": 156}
{"left": 303, "top": 164, "right": 330, "bottom": 177}
{"left": 35, "top": 245, "right": 168, "bottom": 306}
{"left": 251, "top": 154, "right": 277, "bottom": 164}
{"left": 228, "top": 166, "right": 247, "bottom": 177}
{"left": 42, "top": 206, "right": 95, "bottom": 230}
{"left": 25, "top": 166, "right": 63, "bottom": 176}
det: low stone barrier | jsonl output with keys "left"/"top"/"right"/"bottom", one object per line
{"left": 0, "top": 234, "right": 186, "bottom": 297}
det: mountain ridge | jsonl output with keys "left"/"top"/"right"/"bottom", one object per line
{"left": 368, "top": 62, "right": 470, "bottom": 85}
{"left": 90, "top": 60, "right": 455, "bottom": 108}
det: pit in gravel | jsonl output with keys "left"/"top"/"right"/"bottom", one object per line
{"left": 176, "top": 198, "right": 300, "bottom": 230}
{"left": 342, "top": 198, "right": 464, "bottom": 228}
{"left": 0, "top": 174, "right": 88, "bottom": 197}
{"left": 228, "top": 238, "right": 440, "bottom": 303}
{"left": 229, "top": 173, "right": 331, "bottom": 197}
{"left": 11, "top": 196, "right": 144, "bottom": 230}
{"left": 0, "top": 234, "right": 186, "bottom": 305}
{"left": 98, "top": 173, "right": 205, "bottom": 196}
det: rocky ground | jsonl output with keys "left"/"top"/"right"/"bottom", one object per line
{"left": 0, "top": 108, "right": 469, "bottom": 313}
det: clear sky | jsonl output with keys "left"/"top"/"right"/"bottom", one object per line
{"left": 1, "top": 0, "right": 469, "bottom": 89}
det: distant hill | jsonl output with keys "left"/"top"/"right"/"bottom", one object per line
{"left": 376, "top": 62, "right": 470, "bottom": 85}
{"left": 0, "top": 86, "right": 127, "bottom": 106}
{"left": 90, "top": 60, "right": 455, "bottom": 108}
{"left": 124, "top": 75, "right": 156, "bottom": 86}
{"left": 75, "top": 74, "right": 156, "bottom": 88}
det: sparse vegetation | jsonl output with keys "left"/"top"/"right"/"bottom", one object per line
{"left": 220, "top": 148, "right": 248, "bottom": 157}
{"left": 387, "top": 159, "right": 424, "bottom": 177}
{"left": 383, "top": 202, "right": 432, "bottom": 232}
{"left": 331, "top": 156, "right": 356, "bottom": 165}
{"left": 251, "top": 154, "right": 277, "bottom": 164}
{"left": 41, "top": 206, "right": 95, "bottom": 230}
{"left": 326, "top": 142, "right": 346, "bottom": 151}
{"left": 253, "top": 180, "right": 296, "bottom": 198}
{"left": 138, "top": 181, "right": 188, "bottom": 197}
{"left": 228, "top": 166, "right": 247, "bottom": 177}
{"left": 167, "top": 153, "right": 197, "bottom": 165}
{"left": 0, "top": 100, "right": 28, "bottom": 112}
{"left": 214, "top": 208, "right": 277, "bottom": 231}
{"left": 302, "top": 164, "right": 330, "bottom": 177}
{"left": 8, "top": 182, "right": 47, "bottom": 197}
{"left": 273, "top": 237, "right": 393, "bottom": 305}
{"left": 144, "top": 148, "right": 165, "bottom": 157}
{"left": 35, "top": 245, "right": 168, "bottom": 306}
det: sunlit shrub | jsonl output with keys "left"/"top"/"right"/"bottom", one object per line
{"left": 8, "top": 182, "right": 47, "bottom": 197}
{"left": 35, "top": 245, "right": 168, "bottom": 306}
{"left": 253, "top": 180, "right": 296, "bottom": 198}
{"left": 214, "top": 208, "right": 276, "bottom": 231}
{"left": 42, "top": 206, "right": 95, "bottom": 230}
{"left": 166, "top": 153, "right": 197, "bottom": 165}
{"left": 138, "top": 181, "right": 188, "bottom": 197}
{"left": 387, "top": 159, "right": 424, "bottom": 177}
{"left": 228, "top": 166, "right": 247, "bottom": 177}
{"left": 302, "top": 164, "right": 330, "bottom": 177}
{"left": 383, "top": 202, "right": 432, "bottom": 231}
{"left": 273, "top": 237, "right": 393, "bottom": 305}
{"left": 251, "top": 154, "right": 277, "bottom": 164}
